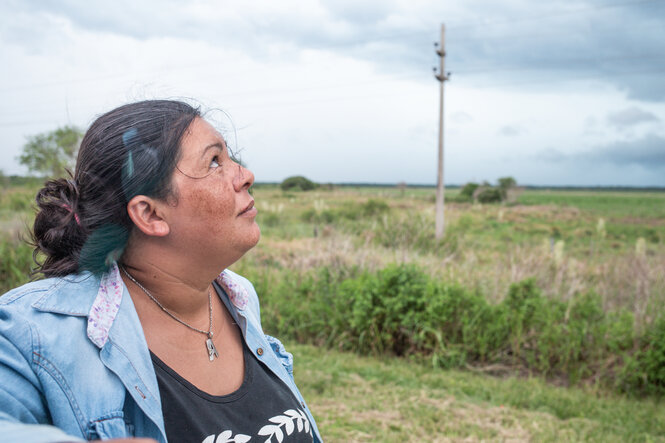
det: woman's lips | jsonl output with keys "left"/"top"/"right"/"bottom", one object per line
{"left": 238, "top": 200, "right": 257, "bottom": 217}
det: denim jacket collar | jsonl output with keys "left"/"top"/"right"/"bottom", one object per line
{"left": 29, "top": 262, "right": 250, "bottom": 349}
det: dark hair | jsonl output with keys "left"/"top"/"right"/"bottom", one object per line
{"left": 31, "top": 99, "right": 201, "bottom": 277}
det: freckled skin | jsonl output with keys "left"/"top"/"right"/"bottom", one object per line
{"left": 163, "top": 118, "right": 260, "bottom": 270}
{"left": 120, "top": 117, "right": 258, "bottom": 398}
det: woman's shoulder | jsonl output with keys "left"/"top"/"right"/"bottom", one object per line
{"left": 0, "top": 272, "right": 100, "bottom": 313}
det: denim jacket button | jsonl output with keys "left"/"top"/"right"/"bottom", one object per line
{"left": 257, "top": 347, "right": 264, "bottom": 356}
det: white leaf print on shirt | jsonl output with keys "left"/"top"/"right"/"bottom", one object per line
{"left": 202, "top": 409, "right": 311, "bottom": 443}
{"left": 202, "top": 430, "right": 251, "bottom": 443}
{"left": 257, "top": 409, "right": 311, "bottom": 443}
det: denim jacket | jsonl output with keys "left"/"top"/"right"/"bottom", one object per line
{"left": 0, "top": 263, "right": 322, "bottom": 443}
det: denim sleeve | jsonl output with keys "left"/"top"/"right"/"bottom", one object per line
{"left": 0, "top": 415, "right": 83, "bottom": 443}
{"left": 0, "top": 307, "right": 83, "bottom": 443}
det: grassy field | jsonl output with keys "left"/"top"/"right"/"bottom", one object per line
{"left": 1, "top": 182, "right": 664, "bottom": 440}
{"left": 292, "top": 342, "right": 664, "bottom": 441}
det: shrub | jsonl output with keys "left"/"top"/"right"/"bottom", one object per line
{"left": 361, "top": 199, "right": 390, "bottom": 217}
{"left": 620, "top": 318, "right": 665, "bottom": 395}
{"left": 460, "top": 182, "right": 479, "bottom": 201}
{"left": 337, "top": 264, "right": 429, "bottom": 355}
{"left": 280, "top": 176, "right": 317, "bottom": 191}
{"left": 247, "top": 262, "right": 657, "bottom": 395}
{"left": 477, "top": 187, "right": 503, "bottom": 203}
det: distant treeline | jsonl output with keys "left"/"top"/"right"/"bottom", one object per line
{"left": 254, "top": 181, "right": 665, "bottom": 192}
{"left": 5, "top": 176, "right": 664, "bottom": 192}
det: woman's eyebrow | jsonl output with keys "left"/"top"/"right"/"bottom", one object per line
{"left": 201, "top": 142, "right": 225, "bottom": 157}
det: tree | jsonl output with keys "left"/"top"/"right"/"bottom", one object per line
{"left": 280, "top": 176, "right": 317, "bottom": 191}
{"left": 19, "top": 126, "right": 83, "bottom": 177}
{"left": 496, "top": 176, "right": 517, "bottom": 202}
{"left": 497, "top": 176, "right": 516, "bottom": 189}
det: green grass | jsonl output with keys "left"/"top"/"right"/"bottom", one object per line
{"left": 291, "top": 341, "right": 665, "bottom": 442}
{"left": 518, "top": 190, "right": 665, "bottom": 219}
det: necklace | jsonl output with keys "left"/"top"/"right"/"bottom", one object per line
{"left": 120, "top": 266, "right": 219, "bottom": 362}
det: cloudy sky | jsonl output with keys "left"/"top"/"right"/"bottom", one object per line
{"left": 1, "top": 0, "right": 664, "bottom": 186}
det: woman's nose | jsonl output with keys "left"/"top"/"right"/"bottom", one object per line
{"left": 233, "top": 163, "right": 255, "bottom": 192}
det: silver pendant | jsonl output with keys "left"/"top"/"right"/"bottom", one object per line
{"left": 206, "top": 337, "right": 219, "bottom": 361}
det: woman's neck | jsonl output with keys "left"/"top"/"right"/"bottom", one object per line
{"left": 120, "top": 240, "right": 224, "bottom": 319}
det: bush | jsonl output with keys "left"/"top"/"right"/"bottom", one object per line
{"left": 280, "top": 176, "right": 317, "bottom": 192}
{"left": 620, "top": 318, "right": 665, "bottom": 395}
{"left": 361, "top": 199, "right": 390, "bottom": 217}
{"left": 459, "top": 182, "right": 479, "bottom": 201}
{"left": 337, "top": 264, "right": 429, "bottom": 355}
{"left": 476, "top": 187, "right": 503, "bottom": 203}
{"left": 246, "top": 262, "right": 658, "bottom": 395}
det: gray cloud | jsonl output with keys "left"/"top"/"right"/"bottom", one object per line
{"left": 445, "top": 1, "right": 665, "bottom": 101}
{"left": 498, "top": 125, "right": 523, "bottom": 137}
{"left": 3, "top": 0, "right": 665, "bottom": 103}
{"left": 607, "top": 107, "right": 660, "bottom": 129}
{"left": 583, "top": 134, "right": 665, "bottom": 169}
{"left": 536, "top": 134, "right": 665, "bottom": 170}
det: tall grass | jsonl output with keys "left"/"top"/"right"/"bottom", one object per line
{"left": 0, "top": 235, "right": 34, "bottom": 293}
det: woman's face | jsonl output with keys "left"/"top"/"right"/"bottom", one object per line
{"left": 163, "top": 117, "right": 260, "bottom": 267}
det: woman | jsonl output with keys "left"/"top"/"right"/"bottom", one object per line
{"left": 0, "top": 100, "right": 322, "bottom": 442}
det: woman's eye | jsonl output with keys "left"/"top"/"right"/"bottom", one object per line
{"left": 210, "top": 156, "right": 220, "bottom": 168}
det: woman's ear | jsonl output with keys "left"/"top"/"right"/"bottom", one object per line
{"left": 126, "top": 195, "right": 170, "bottom": 237}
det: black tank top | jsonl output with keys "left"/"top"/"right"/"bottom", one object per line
{"left": 151, "top": 341, "right": 313, "bottom": 443}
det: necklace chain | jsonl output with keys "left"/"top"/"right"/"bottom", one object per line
{"left": 120, "top": 266, "right": 213, "bottom": 338}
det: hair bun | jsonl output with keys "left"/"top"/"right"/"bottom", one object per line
{"left": 37, "top": 178, "right": 81, "bottom": 224}
{"left": 31, "top": 177, "right": 87, "bottom": 276}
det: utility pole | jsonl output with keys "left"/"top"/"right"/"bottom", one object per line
{"left": 434, "top": 24, "right": 450, "bottom": 239}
